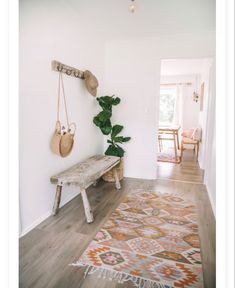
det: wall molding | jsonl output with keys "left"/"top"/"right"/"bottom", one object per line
{"left": 20, "top": 189, "right": 80, "bottom": 238}
{"left": 206, "top": 184, "right": 216, "bottom": 218}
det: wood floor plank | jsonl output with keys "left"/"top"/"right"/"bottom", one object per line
{"left": 157, "top": 150, "right": 204, "bottom": 183}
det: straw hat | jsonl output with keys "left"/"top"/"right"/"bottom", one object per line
{"left": 84, "top": 70, "right": 99, "bottom": 97}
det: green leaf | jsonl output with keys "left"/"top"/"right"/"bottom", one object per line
{"left": 116, "top": 146, "right": 125, "bottom": 157}
{"left": 111, "top": 125, "right": 123, "bottom": 139}
{"left": 112, "top": 97, "right": 121, "bottom": 105}
{"left": 122, "top": 137, "right": 131, "bottom": 142}
{"left": 97, "top": 96, "right": 114, "bottom": 111}
{"left": 100, "top": 119, "right": 112, "bottom": 135}
{"left": 97, "top": 110, "right": 112, "bottom": 122}
{"left": 97, "top": 95, "right": 120, "bottom": 111}
{"left": 107, "top": 140, "right": 113, "bottom": 144}
{"left": 105, "top": 145, "right": 125, "bottom": 157}
{"left": 113, "top": 136, "right": 124, "bottom": 143}
{"left": 93, "top": 116, "right": 101, "bottom": 127}
{"left": 101, "top": 126, "right": 112, "bottom": 135}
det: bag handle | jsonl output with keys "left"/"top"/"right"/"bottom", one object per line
{"left": 68, "top": 122, "right": 76, "bottom": 135}
{"left": 55, "top": 120, "right": 61, "bottom": 132}
{"left": 57, "top": 72, "right": 70, "bottom": 128}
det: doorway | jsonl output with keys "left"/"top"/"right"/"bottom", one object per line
{"left": 156, "top": 58, "right": 213, "bottom": 183}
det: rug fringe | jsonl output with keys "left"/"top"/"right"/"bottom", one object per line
{"left": 130, "top": 188, "right": 186, "bottom": 200}
{"left": 70, "top": 262, "right": 169, "bottom": 288}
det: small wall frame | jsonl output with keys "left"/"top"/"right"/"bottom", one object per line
{"left": 200, "top": 82, "right": 205, "bottom": 111}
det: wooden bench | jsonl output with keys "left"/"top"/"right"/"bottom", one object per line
{"left": 50, "top": 155, "right": 121, "bottom": 223}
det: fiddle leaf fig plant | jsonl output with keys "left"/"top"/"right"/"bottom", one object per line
{"left": 93, "top": 95, "right": 131, "bottom": 157}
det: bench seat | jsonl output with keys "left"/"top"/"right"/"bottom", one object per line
{"left": 51, "top": 155, "right": 120, "bottom": 188}
{"left": 50, "top": 155, "right": 121, "bottom": 223}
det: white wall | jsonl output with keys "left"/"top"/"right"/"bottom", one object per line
{"left": 105, "top": 41, "right": 160, "bottom": 179}
{"left": 19, "top": 0, "right": 105, "bottom": 235}
{"left": 198, "top": 59, "right": 214, "bottom": 168}
{"left": 104, "top": 33, "right": 215, "bottom": 179}
{"left": 200, "top": 62, "right": 216, "bottom": 214}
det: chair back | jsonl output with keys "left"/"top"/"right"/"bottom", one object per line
{"left": 192, "top": 127, "right": 202, "bottom": 141}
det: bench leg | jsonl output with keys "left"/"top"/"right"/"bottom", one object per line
{"left": 52, "top": 185, "right": 62, "bottom": 215}
{"left": 113, "top": 168, "right": 121, "bottom": 190}
{"left": 81, "top": 189, "right": 94, "bottom": 223}
{"left": 92, "top": 179, "right": 99, "bottom": 187}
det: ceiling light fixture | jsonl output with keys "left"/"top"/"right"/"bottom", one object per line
{"left": 129, "top": 0, "right": 137, "bottom": 13}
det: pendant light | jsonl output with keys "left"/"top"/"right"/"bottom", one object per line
{"left": 129, "top": 0, "right": 137, "bottom": 13}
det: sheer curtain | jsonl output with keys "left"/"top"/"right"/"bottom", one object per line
{"left": 173, "top": 85, "right": 183, "bottom": 127}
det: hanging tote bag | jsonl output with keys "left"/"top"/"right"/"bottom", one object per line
{"left": 51, "top": 73, "right": 63, "bottom": 155}
{"left": 51, "top": 72, "right": 76, "bottom": 157}
{"left": 60, "top": 122, "right": 76, "bottom": 157}
{"left": 51, "top": 120, "right": 62, "bottom": 155}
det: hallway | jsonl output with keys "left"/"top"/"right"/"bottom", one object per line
{"left": 20, "top": 154, "right": 215, "bottom": 288}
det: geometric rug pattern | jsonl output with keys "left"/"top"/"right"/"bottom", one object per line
{"left": 72, "top": 191, "right": 204, "bottom": 287}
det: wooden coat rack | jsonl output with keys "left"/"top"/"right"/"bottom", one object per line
{"left": 51, "top": 60, "right": 85, "bottom": 79}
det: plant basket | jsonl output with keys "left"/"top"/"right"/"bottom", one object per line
{"left": 102, "top": 158, "right": 124, "bottom": 182}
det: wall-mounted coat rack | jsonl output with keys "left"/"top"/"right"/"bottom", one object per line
{"left": 51, "top": 60, "right": 99, "bottom": 97}
{"left": 51, "top": 60, "right": 85, "bottom": 79}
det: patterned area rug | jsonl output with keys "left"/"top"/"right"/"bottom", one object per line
{"left": 158, "top": 148, "right": 181, "bottom": 164}
{"left": 71, "top": 191, "right": 204, "bottom": 287}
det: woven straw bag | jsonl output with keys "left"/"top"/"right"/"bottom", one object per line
{"left": 51, "top": 72, "right": 76, "bottom": 157}
{"left": 51, "top": 121, "right": 62, "bottom": 155}
{"left": 60, "top": 123, "right": 76, "bottom": 157}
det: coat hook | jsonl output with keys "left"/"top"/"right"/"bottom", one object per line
{"left": 57, "top": 65, "right": 63, "bottom": 72}
{"left": 73, "top": 71, "right": 80, "bottom": 78}
{"left": 66, "top": 69, "right": 72, "bottom": 75}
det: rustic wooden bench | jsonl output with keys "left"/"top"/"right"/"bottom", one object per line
{"left": 50, "top": 155, "right": 121, "bottom": 223}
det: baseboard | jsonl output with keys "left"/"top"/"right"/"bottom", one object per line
{"left": 20, "top": 210, "right": 51, "bottom": 237}
{"left": 206, "top": 185, "right": 216, "bottom": 218}
{"left": 20, "top": 189, "right": 80, "bottom": 238}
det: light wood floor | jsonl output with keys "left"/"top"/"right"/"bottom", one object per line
{"left": 20, "top": 154, "right": 215, "bottom": 288}
{"left": 157, "top": 149, "right": 204, "bottom": 183}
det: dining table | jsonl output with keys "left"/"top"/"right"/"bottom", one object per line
{"left": 158, "top": 125, "right": 181, "bottom": 160}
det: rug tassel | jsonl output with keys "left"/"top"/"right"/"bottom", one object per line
{"left": 71, "top": 263, "right": 173, "bottom": 288}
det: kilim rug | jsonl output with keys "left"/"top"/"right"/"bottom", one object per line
{"left": 157, "top": 148, "right": 181, "bottom": 164}
{"left": 71, "top": 191, "right": 204, "bottom": 288}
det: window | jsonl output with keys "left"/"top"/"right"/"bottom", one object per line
{"left": 159, "top": 88, "right": 176, "bottom": 125}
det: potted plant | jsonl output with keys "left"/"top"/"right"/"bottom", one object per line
{"left": 93, "top": 95, "right": 131, "bottom": 181}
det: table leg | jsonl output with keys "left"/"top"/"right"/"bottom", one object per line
{"left": 173, "top": 134, "right": 178, "bottom": 160}
{"left": 81, "top": 188, "right": 94, "bottom": 223}
{"left": 176, "top": 131, "right": 180, "bottom": 149}
{"left": 196, "top": 141, "right": 199, "bottom": 161}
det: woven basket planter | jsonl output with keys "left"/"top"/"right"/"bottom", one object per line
{"left": 102, "top": 158, "right": 124, "bottom": 182}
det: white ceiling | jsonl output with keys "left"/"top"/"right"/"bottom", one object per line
{"left": 161, "top": 58, "right": 211, "bottom": 76}
{"left": 65, "top": 0, "right": 215, "bottom": 40}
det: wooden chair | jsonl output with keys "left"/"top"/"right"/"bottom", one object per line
{"left": 181, "top": 128, "right": 201, "bottom": 161}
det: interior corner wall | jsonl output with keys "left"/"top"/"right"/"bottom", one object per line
{"left": 104, "top": 32, "right": 215, "bottom": 180}
{"left": 19, "top": 0, "right": 105, "bottom": 236}
{"left": 198, "top": 59, "right": 214, "bottom": 169}
{"left": 202, "top": 62, "right": 216, "bottom": 215}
